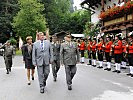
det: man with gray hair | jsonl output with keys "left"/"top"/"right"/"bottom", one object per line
{"left": 32, "top": 32, "right": 53, "bottom": 93}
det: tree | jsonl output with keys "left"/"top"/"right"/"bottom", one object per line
{"left": 40, "top": 0, "right": 71, "bottom": 34}
{"left": 68, "top": 10, "right": 91, "bottom": 34}
{"left": 0, "top": 0, "right": 18, "bottom": 43}
{"left": 12, "top": 0, "right": 47, "bottom": 41}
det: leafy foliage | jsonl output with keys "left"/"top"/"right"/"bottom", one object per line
{"left": 40, "top": 0, "right": 71, "bottom": 34}
{"left": 0, "top": 0, "right": 18, "bottom": 43}
{"left": 12, "top": 0, "right": 46, "bottom": 41}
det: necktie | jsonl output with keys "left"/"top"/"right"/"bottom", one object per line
{"left": 41, "top": 41, "right": 43, "bottom": 50}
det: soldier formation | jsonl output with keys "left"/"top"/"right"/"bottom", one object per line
{"left": 78, "top": 32, "right": 133, "bottom": 77}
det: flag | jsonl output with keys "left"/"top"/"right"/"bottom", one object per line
{"left": 19, "top": 37, "right": 23, "bottom": 50}
{"left": 35, "top": 30, "right": 39, "bottom": 41}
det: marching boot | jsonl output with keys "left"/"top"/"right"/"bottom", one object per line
{"left": 6, "top": 69, "right": 9, "bottom": 74}
{"left": 89, "top": 60, "right": 92, "bottom": 65}
{"left": 117, "top": 64, "right": 121, "bottom": 73}
{"left": 68, "top": 85, "right": 72, "bottom": 90}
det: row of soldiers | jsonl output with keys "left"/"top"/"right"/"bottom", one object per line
{"left": 78, "top": 33, "right": 133, "bottom": 77}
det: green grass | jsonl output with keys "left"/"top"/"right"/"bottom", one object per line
{"left": 16, "top": 49, "right": 22, "bottom": 55}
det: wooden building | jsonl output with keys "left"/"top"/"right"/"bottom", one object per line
{"left": 81, "top": 0, "right": 133, "bottom": 37}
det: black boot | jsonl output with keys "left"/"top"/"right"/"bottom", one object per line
{"left": 6, "top": 69, "right": 9, "bottom": 74}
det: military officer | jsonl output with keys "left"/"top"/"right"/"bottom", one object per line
{"left": 0, "top": 40, "right": 14, "bottom": 74}
{"left": 51, "top": 35, "right": 61, "bottom": 82}
{"left": 60, "top": 34, "right": 80, "bottom": 90}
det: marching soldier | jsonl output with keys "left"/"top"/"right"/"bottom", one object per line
{"left": 103, "top": 35, "right": 112, "bottom": 71}
{"left": 79, "top": 38, "right": 85, "bottom": 63}
{"left": 0, "top": 40, "right": 14, "bottom": 74}
{"left": 60, "top": 34, "right": 80, "bottom": 90}
{"left": 51, "top": 35, "right": 61, "bottom": 81}
{"left": 112, "top": 34, "right": 122, "bottom": 73}
{"left": 126, "top": 33, "right": 133, "bottom": 77}
{"left": 91, "top": 38, "right": 97, "bottom": 67}
{"left": 87, "top": 38, "right": 92, "bottom": 65}
{"left": 97, "top": 37, "right": 104, "bottom": 69}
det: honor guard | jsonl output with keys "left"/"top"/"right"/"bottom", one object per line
{"left": 126, "top": 33, "right": 133, "bottom": 77}
{"left": 112, "top": 34, "right": 123, "bottom": 73}
{"left": 103, "top": 35, "right": 112, "bottom": 71}
{"left": 91, "top": 38, "right": 97, "bottom": 67}
{"left": 121, "top": 37, "right": 127, "bottom": 69}
{"left": 87, "top": 38, "right": 92, "bottom": 65}
{"left": 97, "top": 37, "right": 104, "bottom": 69}
{"left": 79, "top": 38, "right": 85, "bottom": 63}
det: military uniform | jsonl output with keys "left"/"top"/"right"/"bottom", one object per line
{"left": 87, "top": 40, "right": 92, "bottom": 65}
{"left": 126, "top": 35, "right": 133, "bottom": 77}
{"left": 0, "top": 44, "right": 14, "bottom": 74}
{"left": 112, "top": 39, "right": 123, "bottom": 73}
{"left": 60, "top": 41, "right": 80, "bottom": 89}
{"left": 97, "top": 41, "right": 104, "bottom": 68}
{"left": 79, "top": 41, "right": 85, "bottom": 63}
{"left": 104, "top": 40, "right": 112, "bottom": 71}
{"left": 91, "top": 40, "right": 97, "bottom": 67}
{"left": 51, "top": 42, "right": 61, "bottom": 81}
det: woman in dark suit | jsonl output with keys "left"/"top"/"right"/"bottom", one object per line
{"left": 22, "top": 36, "right": 35, "bottom": 85}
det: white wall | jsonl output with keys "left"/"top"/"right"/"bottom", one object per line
{"left": 91, "top": 0, "right": 119, "bottom": 24}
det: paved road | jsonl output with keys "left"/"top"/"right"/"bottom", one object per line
{"left": 0, "top": 56, "right": 133, "bottom": 100}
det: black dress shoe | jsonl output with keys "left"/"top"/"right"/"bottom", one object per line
{"left": 32, "top": 77, "right": 34, "bottom": 80}
{"left": 112, "top": 70, "right": 117, "bottom": 72}
{"left": 107, "top": 68, "right": 111, "bottom": 71}
{"left": 68, "top": 85, "right": 72, "bottom": 90}
{"left": 40, "top": 88, "right": 44, "bottom": 93}
{"left": 93, "top": 65, "right": 96, "bottom": 67}
{"left": 99, "top": 66, "right": 103, "bottom": 69}
{"left": 104, "top": 68, "right": 108, "bottom": 70}
{"left": 127, "top": 73, "right": 131, "bottom": 76}
{"left": 121, "top": 67, "right": 127, "bottom": 69}
{"left": 117, "top": 70, "right": 121, "bottom": 73}
{"left": 6, "top": 71, "right": 9, "bottom": 74}
{"left": 97, "top": 66, "right": 100, "bottom": 68}
{"left": 53, "top": 77, "right": 57, "bottom": 82}
{"left": 131, "top": 74, "right": 133, "bottom": 77}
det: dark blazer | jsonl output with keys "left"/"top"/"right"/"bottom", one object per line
{"left": 22, "top": 44, "right": 33, "bottom": 61}
{"left": 51, "top": 43, "right": 60, "bottom": 61}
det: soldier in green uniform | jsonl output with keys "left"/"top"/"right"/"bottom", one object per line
{"left": 0, "top": 40, "right": 14, "bottom": 74}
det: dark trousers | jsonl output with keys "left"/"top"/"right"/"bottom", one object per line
{"left": 114, "top": 54, "right": 122, "bottom": 63}
{"left": 88, "top": 51, "right": 91, "bottom": 59}
{"left": 97, "top": 51, "right": 103, "bottom": 61}
{"left": 81, "top": 50, "right": 84, "bottom": 57}
{"left": 128, "top": 53, "right": 133, "bottom": 66}
{"left": 122, "top": 53, "right": 127, "bottom": 62}
{"left": 105, "top": 52, "right": 111, "bottom": 62}
{"left": 52, "top": 60, "right": 60, "bottom": 78}
{"left": 37, "top": 65, "right": 50, "bottom": 88}
{"left": 5, "top": 56, "right": 12, "bottom": 70}
{"left": 65, "top": 65, "right": 77, "bottom": 85}
{"left": 92, "top": 51, "right": 96, "bottom": 59}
